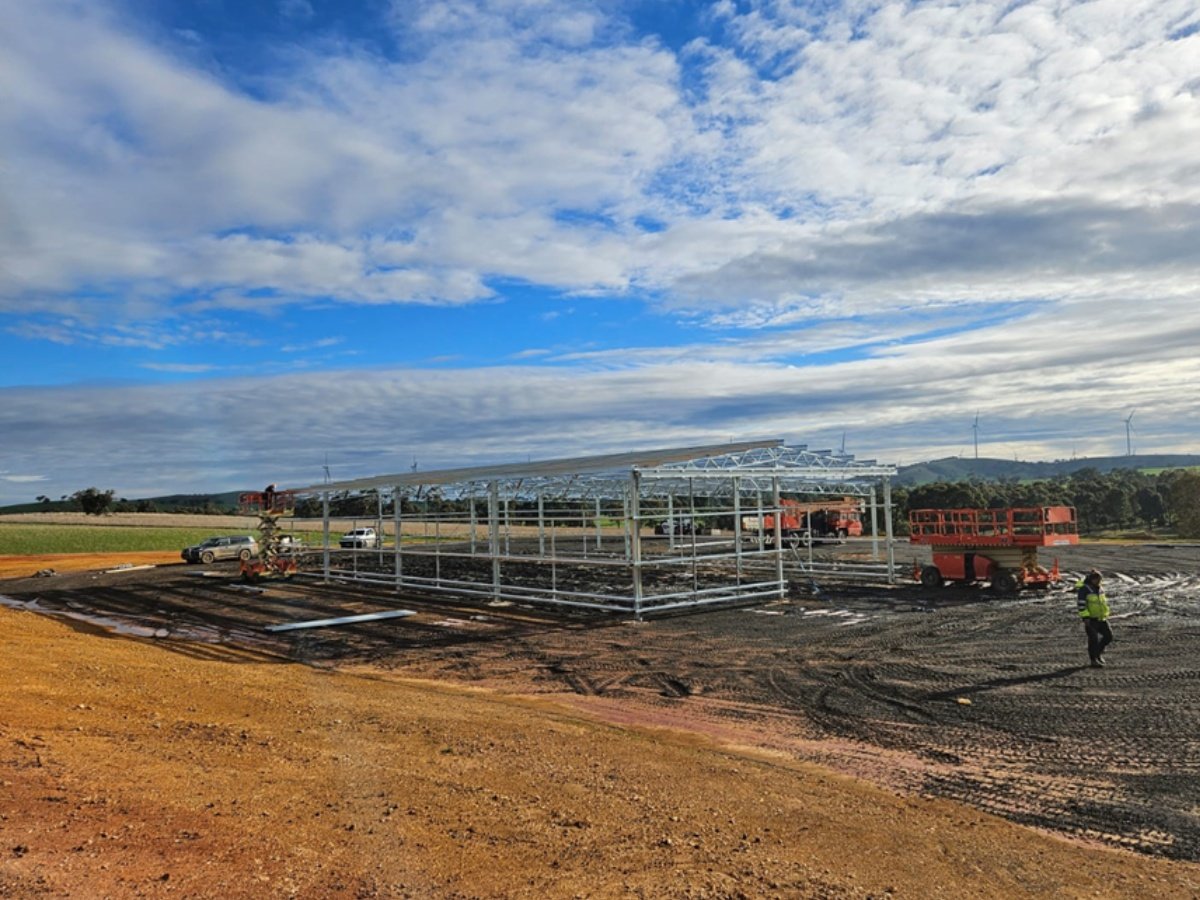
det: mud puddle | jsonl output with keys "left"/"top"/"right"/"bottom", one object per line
{"left": 1, "top": 593, "right": 244, "bottom": 644}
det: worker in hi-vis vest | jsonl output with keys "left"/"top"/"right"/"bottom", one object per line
{"left": 1076, "top": 570, "right": 1112, "bottom": 668}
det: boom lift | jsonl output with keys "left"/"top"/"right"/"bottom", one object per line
{"left": 238, "top": 486, "right": 300, "bottom": 582}
{"left": 909, "top": 506, "right": 1078, "bottom": 592}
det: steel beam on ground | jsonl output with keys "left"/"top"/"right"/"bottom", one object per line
{"left": 265, "top": 610, "right": 416, "bottom": 632}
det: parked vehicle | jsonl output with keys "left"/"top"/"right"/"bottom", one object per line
{"left": 654, "top": 517, "right": 707, "bottom": 536}
{"left": 745, "top": 497, "right": 864, "bottom": 542}
{"left": 181, "top": 535, "right": 258, "bottom": 564}
{"left": 339, "top": 528, "right": 381, "bottom": 549}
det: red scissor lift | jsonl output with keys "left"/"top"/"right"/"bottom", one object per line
{"left": 909, "top": 506, "right": 1079, "bottom": 592}
{"left": 237, "top": 487, "right": 300, "bottom": 582}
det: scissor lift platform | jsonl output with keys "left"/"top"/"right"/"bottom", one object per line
{"left": 909, "top": 506, "right": 1079, "bottom": 592}
{"left": 238, "top": 488, "right": 301, "bottom": 582}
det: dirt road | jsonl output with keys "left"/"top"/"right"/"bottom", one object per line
{"left": 3, "top": 542, "right": 1199, "bottom": 896}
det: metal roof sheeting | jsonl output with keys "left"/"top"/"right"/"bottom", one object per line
{"left": 291, "top": 439, "right": 782, "bottom": 494}
{"left": 291, "top": 439, "right": 896, "bottom": 501}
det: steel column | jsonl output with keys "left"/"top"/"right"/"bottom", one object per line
{"left": 488, "top": 480, "right": 501, "bottom": 600}
{"left": 772, "top": 476, "right": 784, "bottom": 597}
{"left": 322, "top": 491, "right": 330, "bottom": 582}
{"left": 631, "top": 470, "right": 643, "bottom": 618}
{"left": 622, "top": 487, "right": 631, "bottom": 561}
{"left": 667, "top": 494, "right": 675, "bottom": 551}
{"left": 376, "top": 491, "right": 385, "bottom": 566}
{"left": 870, "top": 485, "right": 880, "bottom": 559}
{"left": 756, "top": 491, "right": 765, "bottom": 552}
{"left": 537, "top": 491, "right": 546, "bottom": 557}
{"left": 883, "top": 477, "right": 896, "bottom": 583}
{"left": 393, "top": 486, "right": 402, "bottom": 586}
{"left": 595, "top": 497, "right": 603, "bottom": 550}
{"left": 733, "top": 476, "right": 743, "bottom": 583}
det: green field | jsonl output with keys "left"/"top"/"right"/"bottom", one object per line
{"left": 0, "top": 524, "right": 260, "bottom": 555}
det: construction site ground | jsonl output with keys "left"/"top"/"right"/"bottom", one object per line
{"left": 2, "top": 539, "right": 1199, "bottom": 898}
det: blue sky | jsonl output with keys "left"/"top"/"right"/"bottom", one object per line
{"left": 2, "top": 0, "right": 1200, "bottom": 504}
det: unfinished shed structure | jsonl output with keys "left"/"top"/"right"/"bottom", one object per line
{"left": 292, "top": 440, "right": 898, "bottom": 616}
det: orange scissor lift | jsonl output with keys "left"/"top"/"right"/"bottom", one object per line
{"left": 909, "top": 506, "right": 1079, "bottom": 592}
{"left": 238, "top": 487, "right": 301, "bottom": 582}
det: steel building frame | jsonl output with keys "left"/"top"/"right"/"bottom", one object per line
{"left": 291, "top": 440, "right": 898, "bottom": 616}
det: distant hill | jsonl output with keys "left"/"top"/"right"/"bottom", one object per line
{"left": 895, "top": 454, "right": 1200, "bottom": 487}
{"left": 0, "top": 490, "right": 246, "bottom": 515}
{"left": 4, "top": 453, "right": 1199, "bottom": 513}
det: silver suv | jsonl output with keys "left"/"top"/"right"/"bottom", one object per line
{"left": 181, "top": 535, "right": 259, "bottom": 564}
{"left": 339, "top": 528, "right": 381, "bottom": 549}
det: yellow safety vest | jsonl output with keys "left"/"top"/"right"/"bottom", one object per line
{"left": 1076, "top": 581, "right": 1109, "bottom": 620}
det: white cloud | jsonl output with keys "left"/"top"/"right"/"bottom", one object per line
{"left": 140, "top": 363, "right": 219, "bottom": 373}
{"left": 3, "top": 0, "right": 1198, "bottom": 326}
{"left": 279, "top": 0, "right": 314, "bottom": 22}
{"left": 6, "top": 317, "right": 261, "bottom": 350}
{"left": 281, "top": 337, "right": 344, "bottom": 353}
{"left": 2, "top": 286, "right": 1197, "bottom": 505}
{"left": 0, "top": 0, "right": 688, "bottom": 318}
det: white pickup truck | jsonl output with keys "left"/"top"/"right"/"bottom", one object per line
{"left": 339, "top": 528, "right": 382, "bottom": 549}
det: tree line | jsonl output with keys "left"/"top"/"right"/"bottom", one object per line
{"left": 35, "top": 489, "right": 231, "bottom": 516}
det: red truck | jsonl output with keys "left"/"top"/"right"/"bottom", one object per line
{"left": 747, "top": 497, "right": 864, "bottom": 541}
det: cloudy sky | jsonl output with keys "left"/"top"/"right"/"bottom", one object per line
{"left": 2, "top": 0, "right": 1199, "bottom": 504}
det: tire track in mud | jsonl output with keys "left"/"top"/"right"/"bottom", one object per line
{"left": 474, "top": 571, "right": 1200, "bottom": 860}
{"left": 764, "top": 576, "right": 1200, "bottom": 859}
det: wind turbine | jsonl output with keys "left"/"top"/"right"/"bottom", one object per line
{"left": 322, "top": 453, "right": 331, "bottom": 484}
{"left": 972, "top": 412, "right": 980, "bottom": 460}
{"left": 1124, "top": 410, "right": 1136, "bottom": 456}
